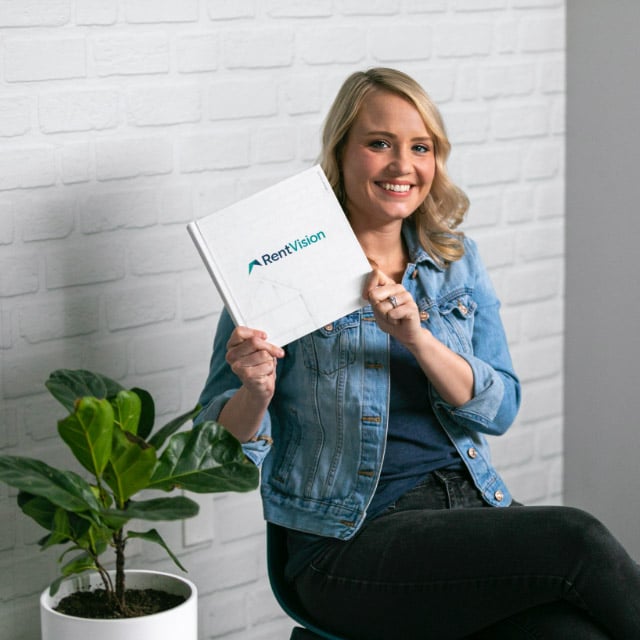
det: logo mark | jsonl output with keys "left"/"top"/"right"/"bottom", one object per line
{"left": 248, "top": 259, "right": 261, "bottom": 275}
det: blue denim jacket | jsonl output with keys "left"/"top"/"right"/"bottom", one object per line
{"left": 196, "top": 223, "right": 521, "bottom": 540}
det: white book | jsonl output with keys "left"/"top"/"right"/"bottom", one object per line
{"left": 187, "top": 165, "right": 371, "bottom": 347}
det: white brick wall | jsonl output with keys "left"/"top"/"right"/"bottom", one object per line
{"left": 0, "top": 2, "right": 565, "bottom": 638}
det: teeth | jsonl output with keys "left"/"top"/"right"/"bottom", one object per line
{"left": 380, "top": 183, "right": 411, "bottom": 193}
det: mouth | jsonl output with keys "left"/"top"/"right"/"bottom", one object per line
{"left": 377, "top": 182, "right": 413, "bottom": 193}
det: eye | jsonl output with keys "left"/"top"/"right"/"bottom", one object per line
{"left": 369, "top": 140, "right": 390, "bottom": 150}
{"left": 413, "top": 143, "right": 431, "bottom": 154}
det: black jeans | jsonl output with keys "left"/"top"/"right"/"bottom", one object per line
{"left": 294, "top": 469, "right": 640, "bottom": 639}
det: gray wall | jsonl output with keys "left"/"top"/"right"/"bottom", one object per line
{"left": 565, "top": 1, "right": 640, "bottom": 560}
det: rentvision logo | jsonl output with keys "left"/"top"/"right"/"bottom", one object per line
{"left": 248, "top": 230, "right": 327, "bottom": 274}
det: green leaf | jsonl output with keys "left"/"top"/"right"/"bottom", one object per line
{"left": 147, "top": 404, "right": 201, "bottom": 450}
{"left": 127, "top": 528, "right": 187, "bottom": 572}
{"left": 131, "top": 387, "right": 155, "bottom": 440}
{"left": 112, "top": 390, "right": 141, "bottom": 436}
{"left": 105, "top": 496, "right": 199, "bottom": 522}
{"left": 103, "top": 427, "right": 157, "bottom": 505}
{"left": 49, "top": 554, "right": 98, "bottom": 596}
{"left": 58, "top": 397, "right": 114, "bottom": 478}
{"left": 46, "top": 369, "right": 124, "bottom": 413}
{"left": 149, "top": 421, "right": 259, "bottom": 494}
{"left": 0, "top": 455, "right": 102, "bottom": 514}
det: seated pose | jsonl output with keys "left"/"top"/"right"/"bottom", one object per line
{"left": 195, "top": 68, "right": 640, "bottom": 639}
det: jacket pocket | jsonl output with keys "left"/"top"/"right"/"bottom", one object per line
{"left": 300, "top": 312, "right": 359, "bottom": 374}
{"left": 432, "top": 291, "right": 477, "bottom": 353}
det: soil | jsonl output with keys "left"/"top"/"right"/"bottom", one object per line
{"left": 55, "top": 587, "right": 186, "bottom": 619}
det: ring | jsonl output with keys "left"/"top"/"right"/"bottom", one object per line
{"left": 388, "top": 295, "right": 398, "bottom": 309}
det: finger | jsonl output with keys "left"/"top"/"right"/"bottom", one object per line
{"left": 363, "top": 268, "right": 395, "bottom": 300}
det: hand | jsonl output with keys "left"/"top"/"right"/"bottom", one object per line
{"left": 226, "top": 326, "right": 285, "bottom": 403}
{"left": 364, "top": 269, "right": 425, "bottom": 348}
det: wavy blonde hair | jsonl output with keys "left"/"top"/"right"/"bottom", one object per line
{"left": 319, "top": 67, "right": 469, "bottom": 265}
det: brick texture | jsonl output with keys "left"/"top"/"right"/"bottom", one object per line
{"left": 0, "top": 2, "right": 566, "bottom": 638}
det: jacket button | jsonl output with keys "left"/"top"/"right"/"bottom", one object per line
{"left": 467, "top": 447, "right": 478, "bottom": 459}
{"left": 494, "top": 490, "right": 504, "bottom": 502}
{"left": 419, "top": 311, "right": 429, "bottom": 320}
{"left": 324, "top": 323, "right": 333, "bottom": 331}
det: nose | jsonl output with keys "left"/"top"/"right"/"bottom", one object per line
{"left": 388, "top": 145, "right": 411, "bottom": 175}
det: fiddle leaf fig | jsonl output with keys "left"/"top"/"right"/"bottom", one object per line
{"left": 0, "top": 369, "right": 259, "bottom": 616}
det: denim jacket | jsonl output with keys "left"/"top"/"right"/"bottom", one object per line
{"left": 196, "top": 222, "right": 521, "bottom": 541}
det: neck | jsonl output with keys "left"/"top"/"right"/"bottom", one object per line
{"left": 356, "top": 226, "right": 408, "bottom": 283}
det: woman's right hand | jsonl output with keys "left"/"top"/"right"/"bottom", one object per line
{"left": 226, "top": 326, "right": 285, "bottom": 403}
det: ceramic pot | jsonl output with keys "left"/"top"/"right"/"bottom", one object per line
{"left": 39, "top": 570, "right": 197, "bottom": 640}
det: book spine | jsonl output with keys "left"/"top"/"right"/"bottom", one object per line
{"left": 186, "top": 221, "right": 245, "bottom": 326}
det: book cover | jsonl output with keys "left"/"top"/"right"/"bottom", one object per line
{"left": 187, "top": 165, "right": 371, "bottom": 347}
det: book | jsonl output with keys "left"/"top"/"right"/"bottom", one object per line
{"left": 187, "top": 165, "right": 371, "bottom": 347}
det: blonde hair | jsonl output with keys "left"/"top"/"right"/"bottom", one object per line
{"left": 319, "top": 68, "right": 469, "bottom": 265}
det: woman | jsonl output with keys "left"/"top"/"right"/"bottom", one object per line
{"left": 196, "top": 68, "right": 640, "bottom": 639}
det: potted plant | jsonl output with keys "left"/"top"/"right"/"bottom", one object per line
{"left": 0, "top": 369, "right": 259, "bottom": 640}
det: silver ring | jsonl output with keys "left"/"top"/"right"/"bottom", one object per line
{"left": 388, "top": 295, "right": 398, "bottom": 309}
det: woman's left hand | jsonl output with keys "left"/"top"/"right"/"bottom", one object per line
{"left": 364, "top": 268, "right": 425, "bottom": 349}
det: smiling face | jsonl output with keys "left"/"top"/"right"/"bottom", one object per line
{"left": 340, "top": 89, "right": 436, "bottom": 231}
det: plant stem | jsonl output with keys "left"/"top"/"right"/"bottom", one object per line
{"left": 114, "top": 528, "right": 126, "bottom": 611}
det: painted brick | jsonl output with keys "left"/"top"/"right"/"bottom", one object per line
{"left": 337, "top": 0, "right": 401, "bottom": 15}
{"left": 0, "top": 146, "right": 56, "bottom": 191}
{"left": 442, "top": 106, "right": 490, "bottom": 144}
{"left": 540, "top": 58, "right": 565, "bottom": 94}
{"left": 462, "top": 147, "right": 522, "bottom": 187}
{"left": 126, "top": 84, "right": 202, "bottom": 126}
{"left": 435, "top": 22, "right": 493, "bottom": 57}
{"left": 496, "top": 18, "right": 519, "bottom": 53}
{"left": 215, "top": 492, "right": 265, "bottom": 543}
{"left": 523, "top": 141, "right": 562, "bottom": 181}
{"left": 93, "top": 33, "right": 170, "bottom": 76}
{"left": 0, "top": 253, "right": 40, "bottom": 297}
{"left": 18, "top": 194, "right": 75, "bottom": 242}
{"left": 504, "top": 261, "right": 562, "bottom": 305}
{"left": 75, "top": 0, "right": 118, "bottom": 25}
{"left": 129, "top": 230, "right": 200, "bottom": 275}
{"left": 38, "top": 90, "right": 119, "bottom": 133}
{"left": 0, "top": 201, "right": 14, "bottom": 245}
{"left": 464, "top": 190, "right": 501, "bottom": 228}
{"left": 181, "top": 273, "right": 222, "bottom": 320}
{"left": 180, "top": 130, "right": 250, "bottom": 173}
{"left": 267, "top": 0, "right": 333, "bottom": 18}
{"left": 81, "top": 188, "right": 158, "bottom": 233}
{"left": 535, "top": 181, "right": 564, "bottom": 219}
{"left": 59, "top": 141, "right": 92, "bottom": 185}
{"left": 521, "top": 299, "right": 563, "bottom": 341}
{"left": 370, "top": 25, "right": 433, "bottom": 62}
{"left": 181, "top": 494, "right": 215, "bottom": 547}
{"left": 0, "top": 0, "right": 69, "bottom": 27}
{"left": 159, "top": 185, "right": 194, "bottom": 224}
{"left": 206, "top": 0, "right": 256, "bottom": 20}
{"left": 19, "top": 295, "right": 99, "bottom": 344}
{"left": 46, "top": 242, "right": 126, "bottom": 289}
{"left": 405, "top": 0, "right": 447, "bottom": 12}
{"left": 412, "top": 65, "right": 457, "bottom": 103}
{"left": 475, "top": 230, "right": 517, "bottom": 269}
{"left": 176, "top": 34, "right": 219, "bottom": 73}
{"left": 480, "top": 63, "right": 536, "bottom": 98}
{"left": 3, "top": 37, "right": 86, "bottom": 82}
{"left": 95, "top": 136, "right": 173, "bottom": 180}
{"left": 299, "top": 26, "right": 366, "bottom": 64}
{"left": 209, "top": 79, "right": 278, "bottom": 120}
{"left": 123, "top": 0, "right": 198, "bottom": 23}
{"left": 493, "top": 103, "right": 550, "bottom": 140}
{"left": 454, "top": 0, "right": 507, "bottom": 10}
{"left": 0, "top": 406, "right": 18, "bottom": 447}
{"left": 281, "top": 76, "right": 322, "bottom": 116}
{"left": 81, "top": 338, "right": 129, "bottom": 380}
{"left": 205, "top": 589, "right": 248, "bottom": 636}
{"left": 253, "top": 126, "right": 297, "bottom": 165}
{"left": 0, "top": 96, "right": 31, "bottom": 137}
{"left": 516, "top": 222, "right": 564, "bottom": 262}
{"left": 105, "top": 284, "right": 176, "bottom": 330}
{"left": 536, "top": 418, "right": 564, "bottom": 459}
{"left": 511, "top": 336, "right": 563, "bottom": 383}
{"left": 223, "top": 28, "right": 294, "bottom": 69}
{"left": 520, "top": 17, "right": 565, "bottom": 52}
{"left": 503, "top": 186, "right": 536, "bottom": 224}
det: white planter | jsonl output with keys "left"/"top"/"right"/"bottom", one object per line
{"left": 40, "top": 570, "right": 197, "bottom": 640}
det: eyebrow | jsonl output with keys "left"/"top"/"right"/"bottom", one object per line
{"left": 364, "top": 130, "right": 433, "bottom": 142}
